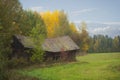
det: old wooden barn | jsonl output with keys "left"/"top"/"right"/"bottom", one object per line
{"left": 11, "top": 35, "right": 79, "bottom": 61}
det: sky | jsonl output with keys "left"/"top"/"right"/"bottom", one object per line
{"left": 19, "top": 0, "right": 120, "bottom": 37}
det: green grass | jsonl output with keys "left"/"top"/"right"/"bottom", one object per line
{"left": 19, "top": 53, "right": 120, "bottom": 80}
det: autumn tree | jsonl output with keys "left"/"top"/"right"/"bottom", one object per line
{"left": 0, "top": 0, "right": 23, "bottom": 79}
{"left": 55, "top": 10, "right": 72, "bottom": 37}
{"left": 69, "top": 23, "right": 77, "bottom": 33}
{"left": 71, "top": 22, "right": 89, "bottom": 53}
{"left": 78, "top": 22, "right": 89, "bottom": 52}
{"left": 41, "top": 10, "right": 59, "bottom": 37}
{"left": 41, "top": 10, "right": 77, "bottom": 38}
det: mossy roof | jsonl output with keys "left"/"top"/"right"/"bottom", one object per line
{"left": 42, "top": 36, "right": 79, "bottom": 52}
{"left": 14, "top": 35, "right": 79, "bottom": 52}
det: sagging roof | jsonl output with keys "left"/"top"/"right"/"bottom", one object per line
{"left": 14, "top": 35, "right": 79, "bottom": 52}
{"left": 42, "top": 36, "right": 79, "bottom": 52}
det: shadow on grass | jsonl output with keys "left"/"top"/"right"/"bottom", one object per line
{"left": 108, "top": 64, "right": 120, "bottom": 72}
{"left": 8, "top": 70, "right": 40, "bottom": 80}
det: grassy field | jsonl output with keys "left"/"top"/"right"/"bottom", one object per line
{"left": 19, "top": 53, "right": 120, "bottom": 80}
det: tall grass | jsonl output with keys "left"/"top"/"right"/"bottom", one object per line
{"left": 19, "top": 53, "right": 120, "bottom": 80}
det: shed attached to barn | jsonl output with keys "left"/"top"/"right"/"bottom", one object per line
{"left": 42, "top": 36, "right": 79, "bottom": 61}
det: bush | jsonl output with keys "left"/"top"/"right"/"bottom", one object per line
{"left": 0, "top": 68, "right": 8, "bottom": 80}
{"left": 0, "top": 58, "right": 8, "bottom": 80}
{"left": 7, "top": 57, "right": 29, "bottom": 69}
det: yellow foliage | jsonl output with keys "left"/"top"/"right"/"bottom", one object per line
{"left": 82, "top": 43, "right": 89, "bottom": 52}
{"left": 69, "top": 23, "right": 77, "bottom": 33}
{"left": 41, "top": 10, "right": 59, "bottom": 38}
{"left": 41, "top": 10, "right": 78, "bottom": 38}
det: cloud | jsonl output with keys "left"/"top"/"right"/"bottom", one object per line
{"left": 74, "top": 20, "right": 120, "bottom": 37}
{"left": 103, "top": 22, "right": 120, "bottom": 25}
{"left": 30, "top": 6, "right": 43, "bottom": 12}
{"left": 92, "top": 26, "right": 110, "bottom": 34}
{"left": 88, "top": 25, "right": 120, "bottom": 37}
{"left": 74, "top": 20, "right": 83, "bottom": 24}
{"left": 74, "top": 20, "right": 102, "bottom": 24}
{"left": 71, "top": 8, "right": 96, "bottom": 16}
{"left": 74, "top": 21, "right": 120, "bottom": 25}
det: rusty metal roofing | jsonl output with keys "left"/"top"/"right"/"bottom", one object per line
{"left": 14, "top": 35, "right": 79, "bottom": 52}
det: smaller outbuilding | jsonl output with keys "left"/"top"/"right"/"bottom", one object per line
{"left": 11, "top": 35, "right": 79, "bottom": 61}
